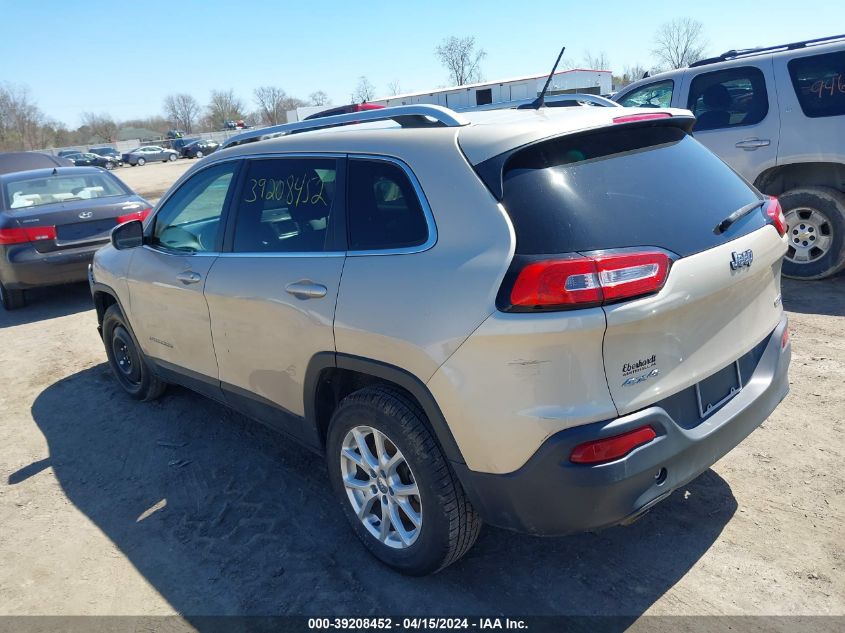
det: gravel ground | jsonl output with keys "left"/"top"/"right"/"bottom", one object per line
{"left": 0, "top": 257, "right": 842, "bottom": 619}
{"left": 114, "top": 158, "right": 195, "bottom": 204}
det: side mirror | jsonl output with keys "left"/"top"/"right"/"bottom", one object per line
{"left": 111, "top": 220, "right": 144, "bottom": 250}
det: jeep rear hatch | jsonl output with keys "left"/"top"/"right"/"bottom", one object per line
{"left": 482, "top": 122, "right": 787, "bottom": 415}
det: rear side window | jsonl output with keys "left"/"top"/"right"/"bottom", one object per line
{"left": 347, "top": 159, "right": 428, "bottom": 251}
{"left": 687, "top": 67, "right": 769, "bottom": 131}
{"left": 617, "top": 80, "right": 674, "bottom": 108}
{"left": 232, "top": 157, "right": 339, "bottom": 253}
{"left": 788, "top": 51, "right": 845, "bottom": 118}
{"left": 499, "top": 126, "right": 764, "bottom": 258}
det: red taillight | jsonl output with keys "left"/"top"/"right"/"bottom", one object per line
{"left": 0, "top": 226, "right": 57, "bottom": 245}
{"left": 765, "top": 196, "right": 787, "bottom": 236}
{"left": 592, "top": 252, "right": 671, "bottom": 302}
{"left": 781, "top": 325, "right": 790, "bottom": 349}
{"left": 116, "top": 207, "right": 152, "bottom": 224}
{"left": 613, "top": 112, "right": 672, "bottom": 124}
{"left": 509, "top": 251, "right": 671, "bottom": 309}
{"left": 510, "top": 257, "right": 602, "bottom": 307}
{"left": 570, "top": 426, "right": 657, "bottom": 464}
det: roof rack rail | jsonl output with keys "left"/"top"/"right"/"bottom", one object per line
{"left": 689, "top": 33, "right": 845, "bottom": 68}
{"left": 221, "top": 104, "right": 469, "bottom": 149}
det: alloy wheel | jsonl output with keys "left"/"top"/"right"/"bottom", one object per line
{"left": 340, "top": 425, "right": 422, "bottom": 549}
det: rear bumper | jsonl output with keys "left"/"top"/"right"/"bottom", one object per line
{"left": 454, "top": 317, "right": 791, "bottom": 535}
{"left": 0, "top": 242, "right": 105, "bottom": 290}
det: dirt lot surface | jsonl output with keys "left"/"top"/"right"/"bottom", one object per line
{"left": 0, "top": 261, "right": 843, "bottom": 619}
{"left": 114, "top": 159, "right": 195, "bottom": 204}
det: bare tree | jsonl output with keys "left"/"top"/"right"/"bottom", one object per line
{"left": 206, "top": 89, "right": 245, "bottom": 130}
{"left": 309, "top": 90, "right": 330, "bottom": 106}
{"left": 163, "top": 93, "right": 200, "bottom": 132}
{"left": 435, "top": 36, "right": 486, "bottom": 85}
{"left": 583, "top": 51, "right": 611, "bottom": 70}
{"left": 0, "top": 83, "right": 47, "bottom": 150}
{"left": 253, "top": 86, "right": 288, "bottom": 126}
{"left": 353, "top": 76, "right": 376, "bottom": 103}
{"left": 80, "top": 112, "right": 118, "bottom": 143}
{"left": 387, "top": 79, "right": 403, "bottom": 96}
{"left": 614, "top": 63, "right": 651, "bottom": 88}
{"left": 652, "top": 17, "right": 707, "bottom": 69}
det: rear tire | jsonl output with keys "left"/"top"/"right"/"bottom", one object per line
{"left": 136, "top": 157, "right": 145, "bottom": 166}
{"left": 0, "top": 281, "right": 25, "bottom": 310}
{"left": 102, "top": 305, "right": 166, "bottom": 401}
{"left": 326, "top": 386, "right": 481, "bottom": 575}
{"left": 195, "top": 150, "right": 203, "bottom": 159}
{"left": 780, "top": 187, "right": 845, "bottom": 280}
{"left": 168, "top": 153, "right": 177, "bottom": 162}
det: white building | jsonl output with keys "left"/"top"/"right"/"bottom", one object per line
{"left": 371, "top": 68, "right": 612, "bottom": 110}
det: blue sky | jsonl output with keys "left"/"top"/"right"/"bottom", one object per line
{"left": 2, "top": 0, "right": 842, "bottom": 126}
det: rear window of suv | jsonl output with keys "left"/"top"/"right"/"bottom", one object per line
{"left": 498, "top": 125, "right": 766, "bottom": 257}
{"left": 788, "top": 51, "right": 845, "bottom": 118}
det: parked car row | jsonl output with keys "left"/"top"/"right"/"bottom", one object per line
{"left": 54, "top": 139, "right": 221, "bottom": 169}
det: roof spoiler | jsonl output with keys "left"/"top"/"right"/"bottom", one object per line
{"left": 472, "top": 113, "right": 696, "bottom": 200}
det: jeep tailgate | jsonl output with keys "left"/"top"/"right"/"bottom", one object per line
{"left": 602, "top": 226, "right": 786, "bottom": 415}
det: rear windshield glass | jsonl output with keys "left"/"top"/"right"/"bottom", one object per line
{"left": 500, "top": 126, "right": 765, "bottom": 257}
{"left": 4, "top": 173, "right": 126, "bottom": 209}
{"left": 788, "top": 51, "right": 845, "bottom": 118}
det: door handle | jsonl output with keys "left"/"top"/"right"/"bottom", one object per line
{"left": 176, "top": 271, "right": 202, "bottom": 284}
{"left": 285, "top": 280, "right": 328, "bottom": 299}
{"left": 735, "top": 138, "right": 771, "bottom": 150}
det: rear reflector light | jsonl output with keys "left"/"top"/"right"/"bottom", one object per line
{"left": 781, "top": 326, "right": 790, "bottom": 349}
{"left": 0, "top": 226, "right": 57, "bottom": 245}
{"left": 116, "top": 207, "right": 152, "bottom": 224}
{"left": 765, "top": 196, "right": 787, "bottom": 236}
{"left": 570, "top": 426, "right": 657, "bottom": 464}
{"left": 509, "top": 251, "right": 671, "bottom": 310}
{"left": 613, "top": 112, "right": 672, "bottom": 124}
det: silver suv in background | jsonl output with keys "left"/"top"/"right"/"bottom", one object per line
{"left": 614, "top": 34, "right": 845, "bottom": 279}
{"left": 90, "top": 105, "right": 791, "bottom": 574}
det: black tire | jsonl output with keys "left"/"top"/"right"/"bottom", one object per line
{"left": 136, "top": 157, "right": 145, "bottom": 166}
{"left": 168, "top": 153, "right": 177, "bottom": 162}
{"left": 0, "top": 281, "right": 25, "bottom": 310}
{"left": 102, "top": 305, "right": 167, "bottom": 401}
{"left": 105, "top": 161, "right": 115, "bottom": 170}
{"left": 326, "top": 386, "right": 481, "bottom": 575}
{"left": 780, "top": 187, "right": 845, "bottom": 280}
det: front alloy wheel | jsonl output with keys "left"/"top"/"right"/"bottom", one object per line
{"left": 340, "top": 425, "right": 423, "bottom": 549}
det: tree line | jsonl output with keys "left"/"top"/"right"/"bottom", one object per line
{"left": 0, "top": 84, "right": 333, "bottom": 152}
{"left": 1, "top": 17, "right": 707, "bottom": 152}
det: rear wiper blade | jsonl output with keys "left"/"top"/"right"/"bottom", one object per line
{"left": 714, "top": 199, "right": 765, "bottom": 235}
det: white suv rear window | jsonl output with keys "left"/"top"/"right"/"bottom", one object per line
{"left": 788, "top": 51, "right": 845, "bottom": 118}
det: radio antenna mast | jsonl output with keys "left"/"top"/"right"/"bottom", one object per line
{"left": 531, "top": 46, "right": 566, "bottom": 109}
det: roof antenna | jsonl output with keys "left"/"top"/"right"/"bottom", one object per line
{"left": 530, "top": 46, "right": 566, "bottom": 109}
